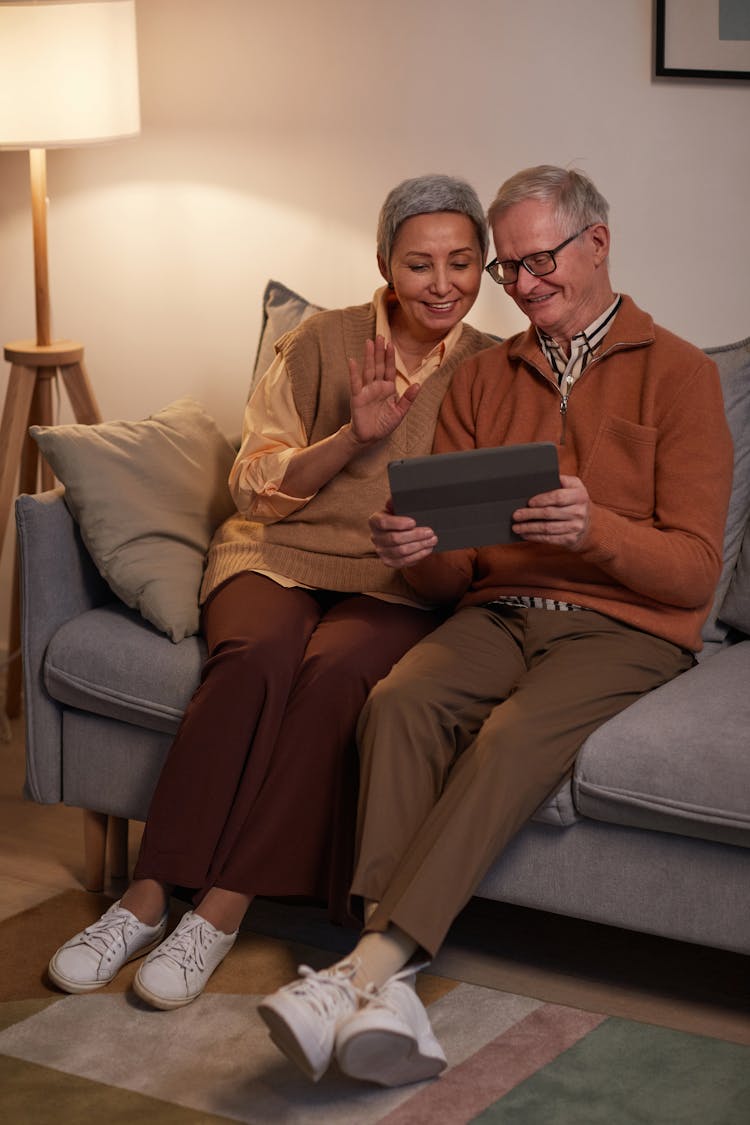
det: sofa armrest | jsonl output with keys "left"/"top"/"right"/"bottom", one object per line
{"left": 15, "top": 489, "right": 112, "bottom": 802}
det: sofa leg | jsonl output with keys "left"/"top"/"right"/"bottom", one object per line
{"left": 83, "top": 809, "right": 107, "bottom": 892}
{"left": 82, "top": 813, "right": 130, "bottom": 890}
{"left": 109, "top": 816, "right": 129, "bottom": 880}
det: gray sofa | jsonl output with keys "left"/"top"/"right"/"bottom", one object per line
{"left": 14, "top": 299, "right": 750, "bottom": 957}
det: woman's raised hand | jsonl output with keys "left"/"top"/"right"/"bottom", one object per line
{"left": 348, "top": 335, "right": 420, "bottom": 445}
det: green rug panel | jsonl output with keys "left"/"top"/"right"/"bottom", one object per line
{"left": 473, "top": 1017, "right": 750, "bottom": 1125}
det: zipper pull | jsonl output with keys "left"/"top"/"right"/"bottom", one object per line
{"left": 559, "top": 395, "right": 568, "bottom": 444}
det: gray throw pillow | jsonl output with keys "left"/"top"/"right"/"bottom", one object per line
{"left": 700, "top": 336, "right": 750, "bottom": 644}
{"left": 30, "top": 398, "right": 236, "bottom": 642}
{"left": 250, "top": 279, "right": 324, "bottom": 393}
{"left": 719, "top": 522, "right": 750, "bottom": 635}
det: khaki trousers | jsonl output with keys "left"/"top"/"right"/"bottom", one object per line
{"left": 352, "top": 604, "right": 694, "bottom": 957}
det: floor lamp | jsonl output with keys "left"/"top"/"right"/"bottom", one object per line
{"left": 0, "top": 1, "right": 140, "bottom": 726}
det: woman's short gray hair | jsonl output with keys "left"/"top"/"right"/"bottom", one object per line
{"left": 377, "top": 174, "right": 489, "bottom": 268}
{"left": 487, "top": 165, "right": 609, "bottom": 234}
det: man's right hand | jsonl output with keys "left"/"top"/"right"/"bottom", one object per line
{"left": 369, "top": 499, "right": 438, "bottom": 568}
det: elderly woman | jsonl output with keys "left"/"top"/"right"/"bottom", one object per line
{"left": 48, "top": 173, "right": 494, "bottom": 1010}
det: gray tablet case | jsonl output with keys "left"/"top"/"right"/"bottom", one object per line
{"left": 388, "top": 442, "right": 560, "bottom": 551}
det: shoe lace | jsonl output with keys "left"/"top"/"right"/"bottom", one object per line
{"left": 291, "top": 962, "right": 364, "bottom": 1020}
{"left": 359, "top": 960, "right": 429, "bottom": 1013}
{"left": 80, "top": 906, "right": 138, "bottom": 957}
{"left": 154, "top": 915, "right": 213, "bottom": 972}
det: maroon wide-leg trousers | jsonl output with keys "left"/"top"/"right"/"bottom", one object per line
{"left": 134, "top": 570, "right": 440, "bottom": 922}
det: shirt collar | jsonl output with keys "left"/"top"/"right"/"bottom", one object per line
{"left": 537, "top": 294, "right": 622, "bottom": 361}
{"left": 374, "top": 285, "right": 459, "bottom": 374}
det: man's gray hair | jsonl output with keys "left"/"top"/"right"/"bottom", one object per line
{"left": 377, "top": 174, "right": 489, "bottom": 268}
{"left": 487, "top": 165, "right": 610, "bottom": 234}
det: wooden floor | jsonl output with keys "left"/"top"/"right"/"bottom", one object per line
{"left": 2, "top": 702, "right": 748, "bottom": 1046}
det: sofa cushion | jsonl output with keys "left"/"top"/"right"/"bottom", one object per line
{"left": 43, "top": 595, "right": 581, "bottom": 826}
{"left": 30, "top": 398, "right": 236, "bottom": 643}
{"left": 251, "top": 279, "right": 324, "bottom": 391}
{"left": 700, "top": 336, "right": 750, "bottom": 646}
{"left": 42, "top": 596, "right": 581, "bottom": 826}
{"left": 45, "top": 604, "right": 205, "bottom": 734}
{"left": 573, "top": 641, "right": 750, "bottom": 847}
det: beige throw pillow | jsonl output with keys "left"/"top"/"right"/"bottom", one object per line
{"left": 30, "top": 398, "right": 237, "bottom": 642}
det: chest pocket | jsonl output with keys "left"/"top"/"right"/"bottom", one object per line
{"left": 581, "top": 416, "right": 657, "bottom": 518}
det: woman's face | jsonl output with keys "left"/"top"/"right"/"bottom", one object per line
{"left": 381, "top": 211, "right": 483, "bottom": 345}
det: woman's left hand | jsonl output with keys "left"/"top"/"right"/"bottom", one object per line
{"left": 369, "top": 500, "right": 437, "bottom": 567}
{"left": 348, "top": 336, "right": 420, "bottom": 445}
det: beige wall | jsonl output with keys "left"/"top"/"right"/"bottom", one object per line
{"left": 1, "top": 0, "right": 748, "bottom": 643}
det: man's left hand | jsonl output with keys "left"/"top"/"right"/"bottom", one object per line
{"left": 511, "top": 474, "right": 590, "bottom": 549}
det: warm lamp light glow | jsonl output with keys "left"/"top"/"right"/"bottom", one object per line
{"left": 0, "top": 0, "right": 140, "bottom": 149}
{"left": 0, "top": 0, "right": 141, "bottom": 345}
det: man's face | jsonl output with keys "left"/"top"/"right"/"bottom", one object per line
{"left": 491, "top": 199, "right": 610, "bottom": 346}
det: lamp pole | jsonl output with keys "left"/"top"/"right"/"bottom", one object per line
{"left": 0, "top": 145, "right": 102, "bottom": 717}
{"left": 29, "top": 148, "right": 51, "bottom": 348}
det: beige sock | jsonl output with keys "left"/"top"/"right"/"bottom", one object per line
{"left": 336, "top": 925, "right": 418, "bottom": 991}
{"left": 120, "top": 879, "right": 170, "bottom": 927}
{"left": 194, "top": 887, "right": 251, "bottom": 934}
{"left": 363, "top": 898, "right": 379, "bottom": 925}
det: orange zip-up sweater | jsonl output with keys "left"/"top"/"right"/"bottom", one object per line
{"left": 403, "top": 296, "right": 733, "bottom": 652}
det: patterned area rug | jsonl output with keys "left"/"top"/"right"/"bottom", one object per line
{"left": 1, "top": 892, "right": 748, "bottom": 1124}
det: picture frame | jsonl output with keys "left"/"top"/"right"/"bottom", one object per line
{"left": 655, "top": 0, "right": 750, "bottom": 80}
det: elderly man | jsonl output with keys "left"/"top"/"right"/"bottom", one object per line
{"left": 259, "top": 166, "right": 733, "bottom": 1089}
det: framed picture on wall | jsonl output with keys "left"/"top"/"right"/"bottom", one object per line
{"left": 655, "top": 0, "right": 750, "bottom": 79}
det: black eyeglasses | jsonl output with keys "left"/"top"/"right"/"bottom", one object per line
{"left": 485, "top": 225, "right": 592, "bottom": 286}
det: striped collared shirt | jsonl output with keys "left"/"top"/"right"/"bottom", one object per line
{"left": 485, "top": 596, "right": 587, "bottom": 613}
{"left": 538, "top": 295, "right": 622, "bottom": 390}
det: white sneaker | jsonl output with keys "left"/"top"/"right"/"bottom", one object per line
{"left": 258, "top": 960, "right": 361, "bottom": 1082}
{"left": 133, "top": 911, "right": 237, "bottom": 1010}
{"left": 335, "top": 970, "right": 447, "bottom": 1087}
{"left": 48, "top": 900, "right": 168, "bottom": 994}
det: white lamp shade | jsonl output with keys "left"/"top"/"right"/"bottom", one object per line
{"left": 0, "top": 1, "right": 140, "bottom": 148}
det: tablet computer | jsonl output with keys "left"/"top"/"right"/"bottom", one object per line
{"left": 388, "top": 442, "right": 560, "bottom": 551}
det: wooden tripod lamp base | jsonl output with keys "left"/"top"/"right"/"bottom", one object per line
{"left": 0, "top": 338, "right": 102, "bottom": 718}
{"left": 0, "top": 340, "right": 130, "bottom": 890}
